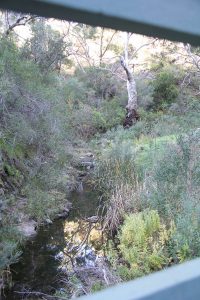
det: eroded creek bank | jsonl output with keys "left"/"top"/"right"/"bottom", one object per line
{"left": 3, "top": 183, "right": 117, "bottom": 300}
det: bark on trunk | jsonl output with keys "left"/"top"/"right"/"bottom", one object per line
{"left": 121, "top": 33, "right": 139, "bottom": 128}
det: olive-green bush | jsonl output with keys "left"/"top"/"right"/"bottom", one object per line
{"left": 151, "top": 68, "right": 179, "bottom": 111}
{"left": 116, "top": 210, "right": 173, "bottom": 280}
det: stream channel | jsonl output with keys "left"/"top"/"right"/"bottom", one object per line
{"left": 4, "top": 185, "right": 104, "bottom": 299}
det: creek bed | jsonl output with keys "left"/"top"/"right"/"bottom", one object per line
{"left": 4, "top": 185, "right": 103, "bottom": 299}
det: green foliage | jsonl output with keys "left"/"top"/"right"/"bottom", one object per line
{"left": 0, "top": 31, "right": 77, "bottom": 281}
{"left": 0, "top": 241, "right": 22, "bottom": 270}
{"left": 54, "top": 289, "right": 68, "bottom": 299}
{"left": 98, "top": 126, "right": 200, "bottom": 275}
{"left": 116, "top": 265, "right": 142, "bottom": 281}
{"left": 73, "top": 23, "right": 98, "bottom": 40}
{"left": 151, "top": 68, "right": 179, "bottom": 111}
{"left": 0, "top": 33, "right": 76, "bottom": 187}
{"left": 91, "top": 282, "right": 104, "bottom": 293}
{"left": 75, "top": 67, "right": 126, "bottom": 103}
{"left": 0, "top": 223, "right": 23, "bottom": 273}
{"left": 24, "top": 185, "right": 68, "bottom": 221}
{"left": 146, "top": 131, "right": 199, "bottom": 212}
{"left": 134, "top": 135, "right": 176, "bottom": 180}
{"left": 59, "top": 67, "right": 126, "bottom": 139}
{"left": 100, "top": 98, "right": 124, "bottom": 129}
{"left": 143, "top": 129, "right": 200, "bottom": 259}
{"left": 136, "top": 77, "right": 154, "bottom": 110}
{"left": 95, "top": 140, "right": 136, "bottom": 193}
{"left": 62, "top": 77, "right": 89, "bottom": 106}
{"left": 0, "top": 16, "right": 200, "bottom": 292}
{"left": 116, "top": 210, "right": 173, "bottom": 279}
{"left": 22, "top": 19, "right": 70, "bottom": 72}
{"left": 67, "top": 104, "right": 105, "bottom": 138}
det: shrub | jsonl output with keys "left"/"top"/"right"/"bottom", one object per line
{"left": 68, "top": 104, "right": 107, "bottom": 139}
{"left": 151, "top": 68, "right": 179, "bottom": 111}
{"left": 99, "top": 122, "right": 148, "bottom": 144}
{"left": 0, "top": 222, "right": 23, "bottom": 277}
{"left": 95, "top": 140, "right": 136, "bottom": 193}
{"left": 116, "top": 210, "right": 173, "bottom": 279}
{"left": 22, "top": 19, "right": 69, "bottom": 72}
{"left": 91, "top": 282, "right": 104, "bottom": 293}
{"left": 25, "top": 187, "right": 67, "bottom": 222}
{"left": 136, "top": 77, "right": 154, "bottom": 110}
{"left": 100, "top": 98, "right": 125, "bottom": 129}
{"left": 75, "top": 66, "right": 126, "bottom": 102}
{"left": 143, "top": 129, "right": 200, "bottom": 260}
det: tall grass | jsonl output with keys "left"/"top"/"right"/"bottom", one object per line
{"left": 103, "top": 183, "right": 143, "bottom": 233}
{"left": 95, "top": 141, "right": 137, "bottom": 192}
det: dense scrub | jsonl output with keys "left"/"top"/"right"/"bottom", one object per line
{"left": 0, "top": 14, "right": 200, "bottom": 296}
{"left": 94, "top": 127, "right": 200, "bottom": 280}
{"left": 0, "top": 21, "right": 126, "bottom": 282}
{"left": 92, "top": 54, "right": 200, "bottom": 279}
{"left": 0, "top": 36, "right": 74, "bottom": 282}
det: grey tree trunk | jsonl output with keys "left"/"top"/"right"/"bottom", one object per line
{"left": 121, "top": 33, "right": 139, "bottom": 128}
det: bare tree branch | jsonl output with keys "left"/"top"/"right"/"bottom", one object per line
{"left": 5, "top": 13, "right": 38, "bottom": 35}
{"left": 185, "top": 43, "right": 200, "bottom": 72}
{"left": 132, "top": 38, "right": 158, "bottom": 58}
{"left": 99, "top": 29, "right": 117, "bottom": 66}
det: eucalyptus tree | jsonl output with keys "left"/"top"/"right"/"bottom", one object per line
{"left": 22, "top": 19, "right": 71, "bottom": 73}
{"left": 120, "top": 33, "right": 158, "bottom": 127}
{"left": 120, "top": 32, "right": 139, "bottom": 128}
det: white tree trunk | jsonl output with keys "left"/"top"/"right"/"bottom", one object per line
{"left": 121, "top": 32, "right": 139, "bottom": 127}
{"left": 120, "top": 56, "right": 137, "bottom": 111}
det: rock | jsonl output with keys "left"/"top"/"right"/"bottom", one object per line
{"left": 46, "top": 244, "right": 58, "bottom": 251}
{"left": 85, "top": 216, "right": 99, "bottom": 223}
{"left": 79, "top": 152, "right": 95, "bottom": 170}
{"left": 17, "top": 220, "right": 37, "bottom": 238}
{"left": 86, "top": 152, "right": 94, "bottom": 158}
{"left": 55, "top": 203, "right": 71, "bottom": 219}
{"left": 81, "top": 161, "right": 94, "bottom": 168}
{"left": 85, "top": 258, "right": 95, "bottom": 267}
{"left": 55, "top": 251, "right": 64, "bottom": 260}
{"left": 44, "top": 218, "right": 53, "bottom": 225}
{"left": 86, "top": 251, "right": 96, "bottom": 261}
{"left": 56, "top": 211, "right": 69, "bottom": 219}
